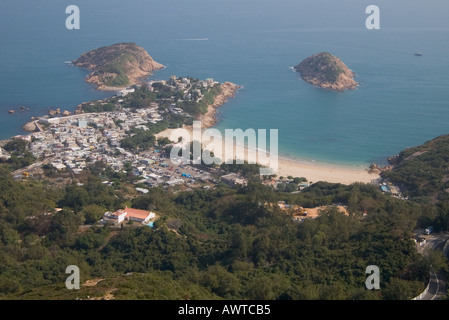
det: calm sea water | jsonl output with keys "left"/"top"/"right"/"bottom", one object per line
{"left": 1, "top": 0, "right": 449, "bottom": 166}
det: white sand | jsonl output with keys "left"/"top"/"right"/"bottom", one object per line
{"left": 156, "top": 126, "right": 379, "bottom": 185}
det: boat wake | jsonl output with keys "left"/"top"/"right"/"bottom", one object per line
{"left": 174, "top": 38, "right": 208, "bottom": 41}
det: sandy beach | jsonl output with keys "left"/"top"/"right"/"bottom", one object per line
{"left": 156, "top": 126, "right": 379, "bottom": 185}
{"left": 275, "top": 156, "right": 377, "bottom": 185}
{"left": 154, "top": 81, "right": 379, "bottom": 185}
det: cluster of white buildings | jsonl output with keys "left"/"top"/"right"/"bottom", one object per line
{"left": 12, "top": 77, "right": 250, "bottom": 192}
{"left": 26, "top": 106, "right": 164, "bottom": 174}
{"left": 20, "top": 106, "right": 221, "bottom": 191}
{"left": 163, "top": 75, "right": 219, "bottom": 102}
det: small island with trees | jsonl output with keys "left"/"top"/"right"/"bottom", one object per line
{"left": 73, "top": 42, "right": 164, "bottom": 90}
{"left": 294, "top": 52, "right": 358, "bottom": 91}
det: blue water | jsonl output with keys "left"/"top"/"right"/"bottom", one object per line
{"left": 1, "top": 0, "right": 449, "bottom": 166}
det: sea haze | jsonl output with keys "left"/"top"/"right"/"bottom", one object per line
{"left": 1, "top": 0, "right": 449, "bottom": 166}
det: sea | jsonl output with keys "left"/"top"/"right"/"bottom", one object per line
{"left": 1, "top": 0, "right": 449, "bottom": 167}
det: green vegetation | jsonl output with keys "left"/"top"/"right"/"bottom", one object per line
{"left": 99, "top": 60, "right": 131, "bottom": 87}
{"left": 0, "top": 158, "right": 444, "bottom": 300}
{"left": 73, "top": 42, "right": 162, "bottom": 88}
{"left": 77, "top": 81, "right": 223, "bottom": 153}
{"left": 117, "top": 83, "right": 222, "bottom": 151}
{"left": 382, "top": 134, "right": 449, "bottom": 200}
{"left": 178, "top": 84, "right": 222, "bottom": 117}
{"left": 318, "top": 52, "right": 345, "bottom": 82}
{"left": 1, "top": 126, "right": 449, "bottom": 300}
{"left": 3, "top": 138, "right": 28, "bottom": 153}
{"left": 0, "top": 138, "right": 36, "bottom": 171}
{"left": 381, "top": 134, "right": 449, "bottom": 231}
{"left": 295, "top": 52, "right": 347, "bottom": 83}
{"left": 120, "top": 127, "right": 160, "bottom": 151}
{"left": 81, "top": 101, "right": 118, "bottom": 113}
{"left": 220, "top": 161, "right": 263, "bottom": 179}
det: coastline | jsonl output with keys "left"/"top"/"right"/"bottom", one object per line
{"left": 95, "top": 85, "right": 126, "bottom": 92}
{"left": 155, "top": 128, "right": 379, "bottom": 186}
{"left": 16, "top": 77, "right": 378, "bottom": 185}
{"left": 275, "top": 156, "right": 377, "bottom": 184}
{"left": 155, "top": 82, "right": 379, "bottom": 185}
{"left": 198, "top": 82, "right": 241, "bottom": 128}
{"left": 22, "top": 121, "right": 38, "bottom": 132}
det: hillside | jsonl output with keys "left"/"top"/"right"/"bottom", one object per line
{"left": 294, "top": 52, "right": 358, "bottom": 91}
{"left": 4, "top": 272, "right": 220, "bottom": 300}
{"left": 0, "top": 165, "right": 432, "bottom": 300}
{"left": 73, "top": 42, "right": 164, "bottom": 90}
{"left": 381, "top": 134, "right": 449, "bottom": 202}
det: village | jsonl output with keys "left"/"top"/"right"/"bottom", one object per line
{"left": 10, "top": 102, "right": 240, "bottom": 192}
{"left": 0, "top": 75, "right": 400, "bottom": 228}
{"left": 2, "top": 76, "right": 264, "bottom": 197}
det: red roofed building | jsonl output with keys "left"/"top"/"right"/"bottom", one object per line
{"left": 110, "top": 207, "right": 155, "bottom": 224}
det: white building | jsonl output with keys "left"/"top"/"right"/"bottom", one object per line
{"left": 117, "top": 88, "right": 135, "bottom": 97}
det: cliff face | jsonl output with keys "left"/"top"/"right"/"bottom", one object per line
{"left": 294, "top": 52, "right": 358, "bottom": 91}
{"left": 73, "top": 43, "right": 164, "bottom": 90}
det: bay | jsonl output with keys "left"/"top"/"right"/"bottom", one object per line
{"left": 1, "top": 0, "right": 449, "bottom": 166}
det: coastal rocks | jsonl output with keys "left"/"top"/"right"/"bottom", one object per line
{"left": 368, "top": 163, "right": 393, "bottom": 174}
{"left": 72, "top": 42, "right": 164, "bottom": 90}
{"left": 198, "top": 82, "right": 241, "bottom": 128}
{"left": 7, "top": 106, "right": 30, "bottom": 114}
{"left": 387, "top": 155, "right": 400, "bottom": 165}
{"left": 368, "top": 163, "right": 382, "bottom": 174}
{"left": 47, "top": 108, "right": 71, "bottom": 116}
{"left": 22, "top": 121, "right": 38, "bottom": 132}
{"left": 294, "top": 52, "right": 358, "bottom": 91}
{"left": 74, "top": 104, "right": 85, "bottom": 114}
{"left": 49, "top": 108, "right": 61, "bottom": 116}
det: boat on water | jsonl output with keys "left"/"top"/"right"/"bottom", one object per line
{"left": 414, "top": 52, "right": 422, "bottom": 56}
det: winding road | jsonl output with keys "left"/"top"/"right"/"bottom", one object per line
{"left": 416, "top": 231, "right": 448, "bottom": 300}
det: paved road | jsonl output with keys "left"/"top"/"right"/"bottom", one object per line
{"left": 421, "top": 269, "right": 446, "bottom": 300}
{"left": 417, "top": 232, "right": 448, "bottom": 300}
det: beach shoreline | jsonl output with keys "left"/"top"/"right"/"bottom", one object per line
{"left": 16, "top": 76, "right": 379, "bottom": 185}
{"left": 155, "top": 126, "right": 379, "bottom": 185}
{"left": 275, "top": 155, "right": 377, "bottom": 185}
{"left": 155, "top": 83, "right": 379, "bottom": 185}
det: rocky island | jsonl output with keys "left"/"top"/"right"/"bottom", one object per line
{"left": 294, "top": 52, "right": 358, "bottom": 91}
{"left": 73, "top": 42, "right": 164, "bottom": 91}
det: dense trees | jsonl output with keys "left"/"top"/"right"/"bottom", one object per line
{"left": 1, "top": 138, "right": 36, "bottom": 170}
{"left": 0, "top": 156, "right": 446, "bottom": 300}
{"left": 3, "top": 138, "right": 28, "bottom": 153}
{"left": 381, "top": 134, "right": 449, "bottom": 232}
